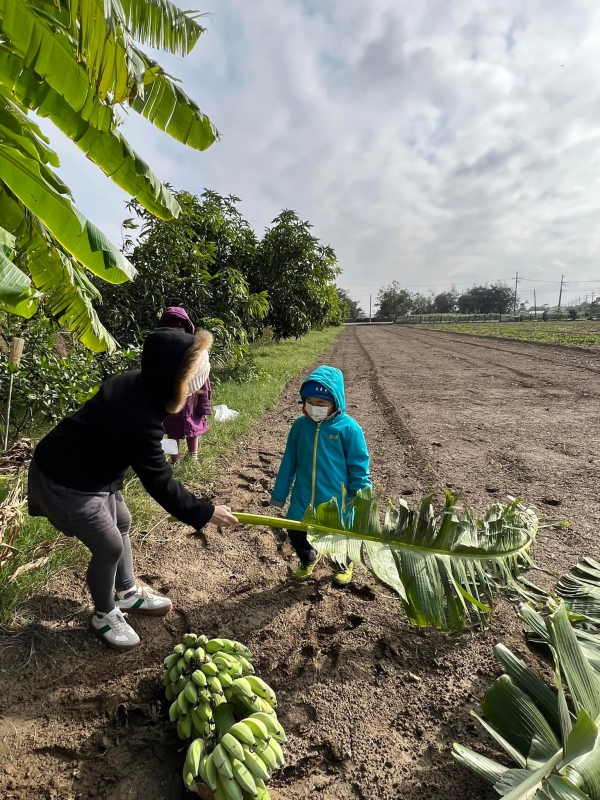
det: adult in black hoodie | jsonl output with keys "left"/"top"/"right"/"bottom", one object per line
{"left": 28, "top": 328, "right": 238, "bottom": 650}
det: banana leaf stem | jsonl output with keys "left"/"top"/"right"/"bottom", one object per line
{"left": 234, "top": 512, "right": 533, "bottom": 561}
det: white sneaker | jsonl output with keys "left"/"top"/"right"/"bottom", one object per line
{"left": 90, "top": 608, "right": 140, "bottom": 651}
{"left": 115, "top": 585, "right": 172, "bottom": 617}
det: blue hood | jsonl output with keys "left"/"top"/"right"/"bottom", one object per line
{"left": 300, "top": 366, "right": 346, "bottom": 413}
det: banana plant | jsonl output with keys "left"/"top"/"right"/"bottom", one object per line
{"left": 453, "top": 602, "right": 600, "bottom": 799}
{"left": 0, "top": 0, "right": 218, "bottom": 350}
{"left": 236, "top": 486, "right": 539, "bottom": 631}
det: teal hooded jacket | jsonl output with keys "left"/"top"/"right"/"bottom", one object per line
{"left": 271, "top": 366, "right": 371, "bottom": 522}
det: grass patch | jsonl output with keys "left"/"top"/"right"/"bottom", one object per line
{"left": 0, "top": 328, "right": 342, "bottom": 625}
{"left": 419, "top": 321, "right": 600, "bottom": 349}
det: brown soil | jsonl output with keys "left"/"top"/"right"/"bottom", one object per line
{"left": 1, "top": 325, "right": 599, "bottom": 800}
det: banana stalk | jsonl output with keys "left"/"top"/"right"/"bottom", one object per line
{"left": 213, "top": 702, "right": 237, "bottom": 740}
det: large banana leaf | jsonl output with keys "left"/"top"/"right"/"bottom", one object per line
{"left": 0, "top": 0, "right": 219, "bottom": 345}
{"left": 454, "top": 603, "right": 600, "bottom": 799}
{"left": 0, "top": 185, "right": 117, "bottom": 351}
{"left": 0, "top": 0, "right": 95, "bottom": 113}
{"left": 0, "top": 54, "right": 179, "bottom": 219}
{"left": 129, "top": 51, "right": 219, "bottom": 151}
{"left": 236, "top": 487, "right": 539, "bottom": 630}
{"left": 0, "top": 99, "right": 135, "bottom": 284}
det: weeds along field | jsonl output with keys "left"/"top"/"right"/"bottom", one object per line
{"left": 1, "top": 324, "right": 600, "bottom": 800}
{"left": 419, "top": 319, "right": 600, "bottom": 349}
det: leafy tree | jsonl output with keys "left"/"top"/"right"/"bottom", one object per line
{"left": 460, "top": 283, "right": 515, "bottom": 314}
{"left": 432, "top": 290, "right": 459, "bottom": 313}
{"left": 375, "top": 282, "right": 413, "bottom": 322}
{"left": 336, "top": 288, "right": 364, "bottom": 321}
{"left": 587, "top": 300, "right": 600, "bottom": 319}
{"left": 252, "top": 210, "right": 342, "bottom": 339}
{"left": 100, "top": 191, "right": 269, "bottom": 368}
{"left": 410, "top": 293, "right": 434, "bottom": 314}
{"left": 0, "top": 0, "right": 218, "bottom": 351}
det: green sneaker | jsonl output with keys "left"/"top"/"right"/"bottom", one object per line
{"left": 333, "top": 562, "right": 353, "bottom": 587}
{"left": 292, "top": 553, "right": 320, "bottom": 582}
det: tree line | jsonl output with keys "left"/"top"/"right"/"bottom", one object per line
{"left": 339, "top": 281, "right": 524, "bottom": 323}
{"left": 98, "top": 190, "right": 344, "bottom": 368}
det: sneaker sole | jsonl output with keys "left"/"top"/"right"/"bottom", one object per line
{"left": 332, "top": 577, "right": 353, "bottom": 587}
{"left": 90, "top": 622, "right": 140, "bottom": 652}
{"left": 116, "top": 601, "right": 173, "bottom": 617}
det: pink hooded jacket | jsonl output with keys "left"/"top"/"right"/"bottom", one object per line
{"left": 157, "top": 308, "right": 212, "bottom": 438}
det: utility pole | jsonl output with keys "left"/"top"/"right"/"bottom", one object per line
{"left": 512, "top": 271, "right": 519, "bottom": 315}
{"left": 557, "top": 275, "right": 564, "bottom": 312}
{"left": 534, "top": 289, "right": 537, "bottom": 316}
{"left": 369, "top": 294, "right": 372, "bottom": 323}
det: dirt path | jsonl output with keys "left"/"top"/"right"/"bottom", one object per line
{"left": 1, "top": 326, "right": 598, "bottom": 800}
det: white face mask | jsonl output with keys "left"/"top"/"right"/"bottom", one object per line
{"left": 305, "top": 404, "right": 330, "bottom": 422}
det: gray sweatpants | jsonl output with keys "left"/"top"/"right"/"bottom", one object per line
{"left": 28, "top": 460, "right": 136, "bottom": 613}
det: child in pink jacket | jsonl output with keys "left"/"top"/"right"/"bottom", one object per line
{"left": 157, "top": 307, "right": 211, "bottom": 462}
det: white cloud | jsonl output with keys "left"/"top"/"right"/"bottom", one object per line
{"left": 38, "top": 0, "right": 600, "bottom": 311}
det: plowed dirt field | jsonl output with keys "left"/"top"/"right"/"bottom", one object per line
{"left": 1, "top": 325, "right": 598, "bottom": 800}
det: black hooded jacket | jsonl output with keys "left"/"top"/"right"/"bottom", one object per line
{"left": 33, "top": 329, "right": 215, "bottom": 529}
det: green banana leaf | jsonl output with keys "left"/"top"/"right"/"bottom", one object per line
{"left": 0, "top": 54, "right": 180, "bottom": 219}
{"left": 1, "top": 0, "right": 218, "bottom": 147}
{"left": 0, "top": 225, "right": 40, "bottom": 316}
{"left": 130, "top": 52, "right": 219, "bottom": 151}
{"left": 119, "top": 0, "right": 206, "bottom": 55}
{"left": 236, "top": 486, "right": 539, "bottom": 630}
{"left": 522, "top": 604, "right": 600, "bottom": 682}
{"left": 556, "top": 559, "right": 600, "bottom": 627}
{"left": 0, "top": 185, "right": 117, "bottom": 351}
{"left": 454, "top": 603, "right": 600, "bottom": 799}
{"left": 0, "top": 0, "right": 94, "bottom": 113}
{"left": 0, "top": 105, "right": 135, "bottom": 284}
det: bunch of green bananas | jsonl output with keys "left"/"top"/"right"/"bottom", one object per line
{"left": 162, "top": 634, "right": 257, "bottom": 742}
{"left": 191, "top": 708, "right": 286, "bottom": 800}
{"left": 161, "top": 634, "right": 287, "bottom": 798}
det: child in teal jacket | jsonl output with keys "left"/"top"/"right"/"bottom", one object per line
{"left": 270, "top": 366, "right": 371, "bottom": 585}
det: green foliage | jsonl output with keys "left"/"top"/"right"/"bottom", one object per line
{"left": 0, "top": 0, "right": 218, "bottom": 350}
{"left": 99, "top": 190, "right": 269, "bottom": 370}
{"left": 337, "top": 288, "right": 364, "bottom": 321}
{"left": 421, "top": 321, "right": 600, "bottom": 349}
{"left": 454, "top": 602, "right": 600, "bottom": 799}
{"left": 0, "top": 314, "right": 138, "bottom": 440}
{"left": 375, "top": 282, "right": 516, "bottom": 319}
{"left": 432, "top": 290, "right": 459, "bottom": 313}
{"left": 375, "top": 281, "right": 413, "bottom": 322}
{"left": 252, "top": 210, "right": 342, "bottom": 339}
{"left": 459, "top": 282, "right": 515, "bottom": 314}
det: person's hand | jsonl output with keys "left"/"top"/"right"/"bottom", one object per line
{"left": 210, "top": 505, "right": 238, "bottom": 527}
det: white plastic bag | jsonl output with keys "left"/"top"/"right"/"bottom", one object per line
{"left": 161, "top": 438, "right": 179, "bottom": 455}
{"left": 213, "top": 404, "right": 239, "bottom": 422}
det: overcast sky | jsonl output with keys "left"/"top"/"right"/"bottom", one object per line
{"left": 42, "top": 0, "right": 600, "bottom": 311}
